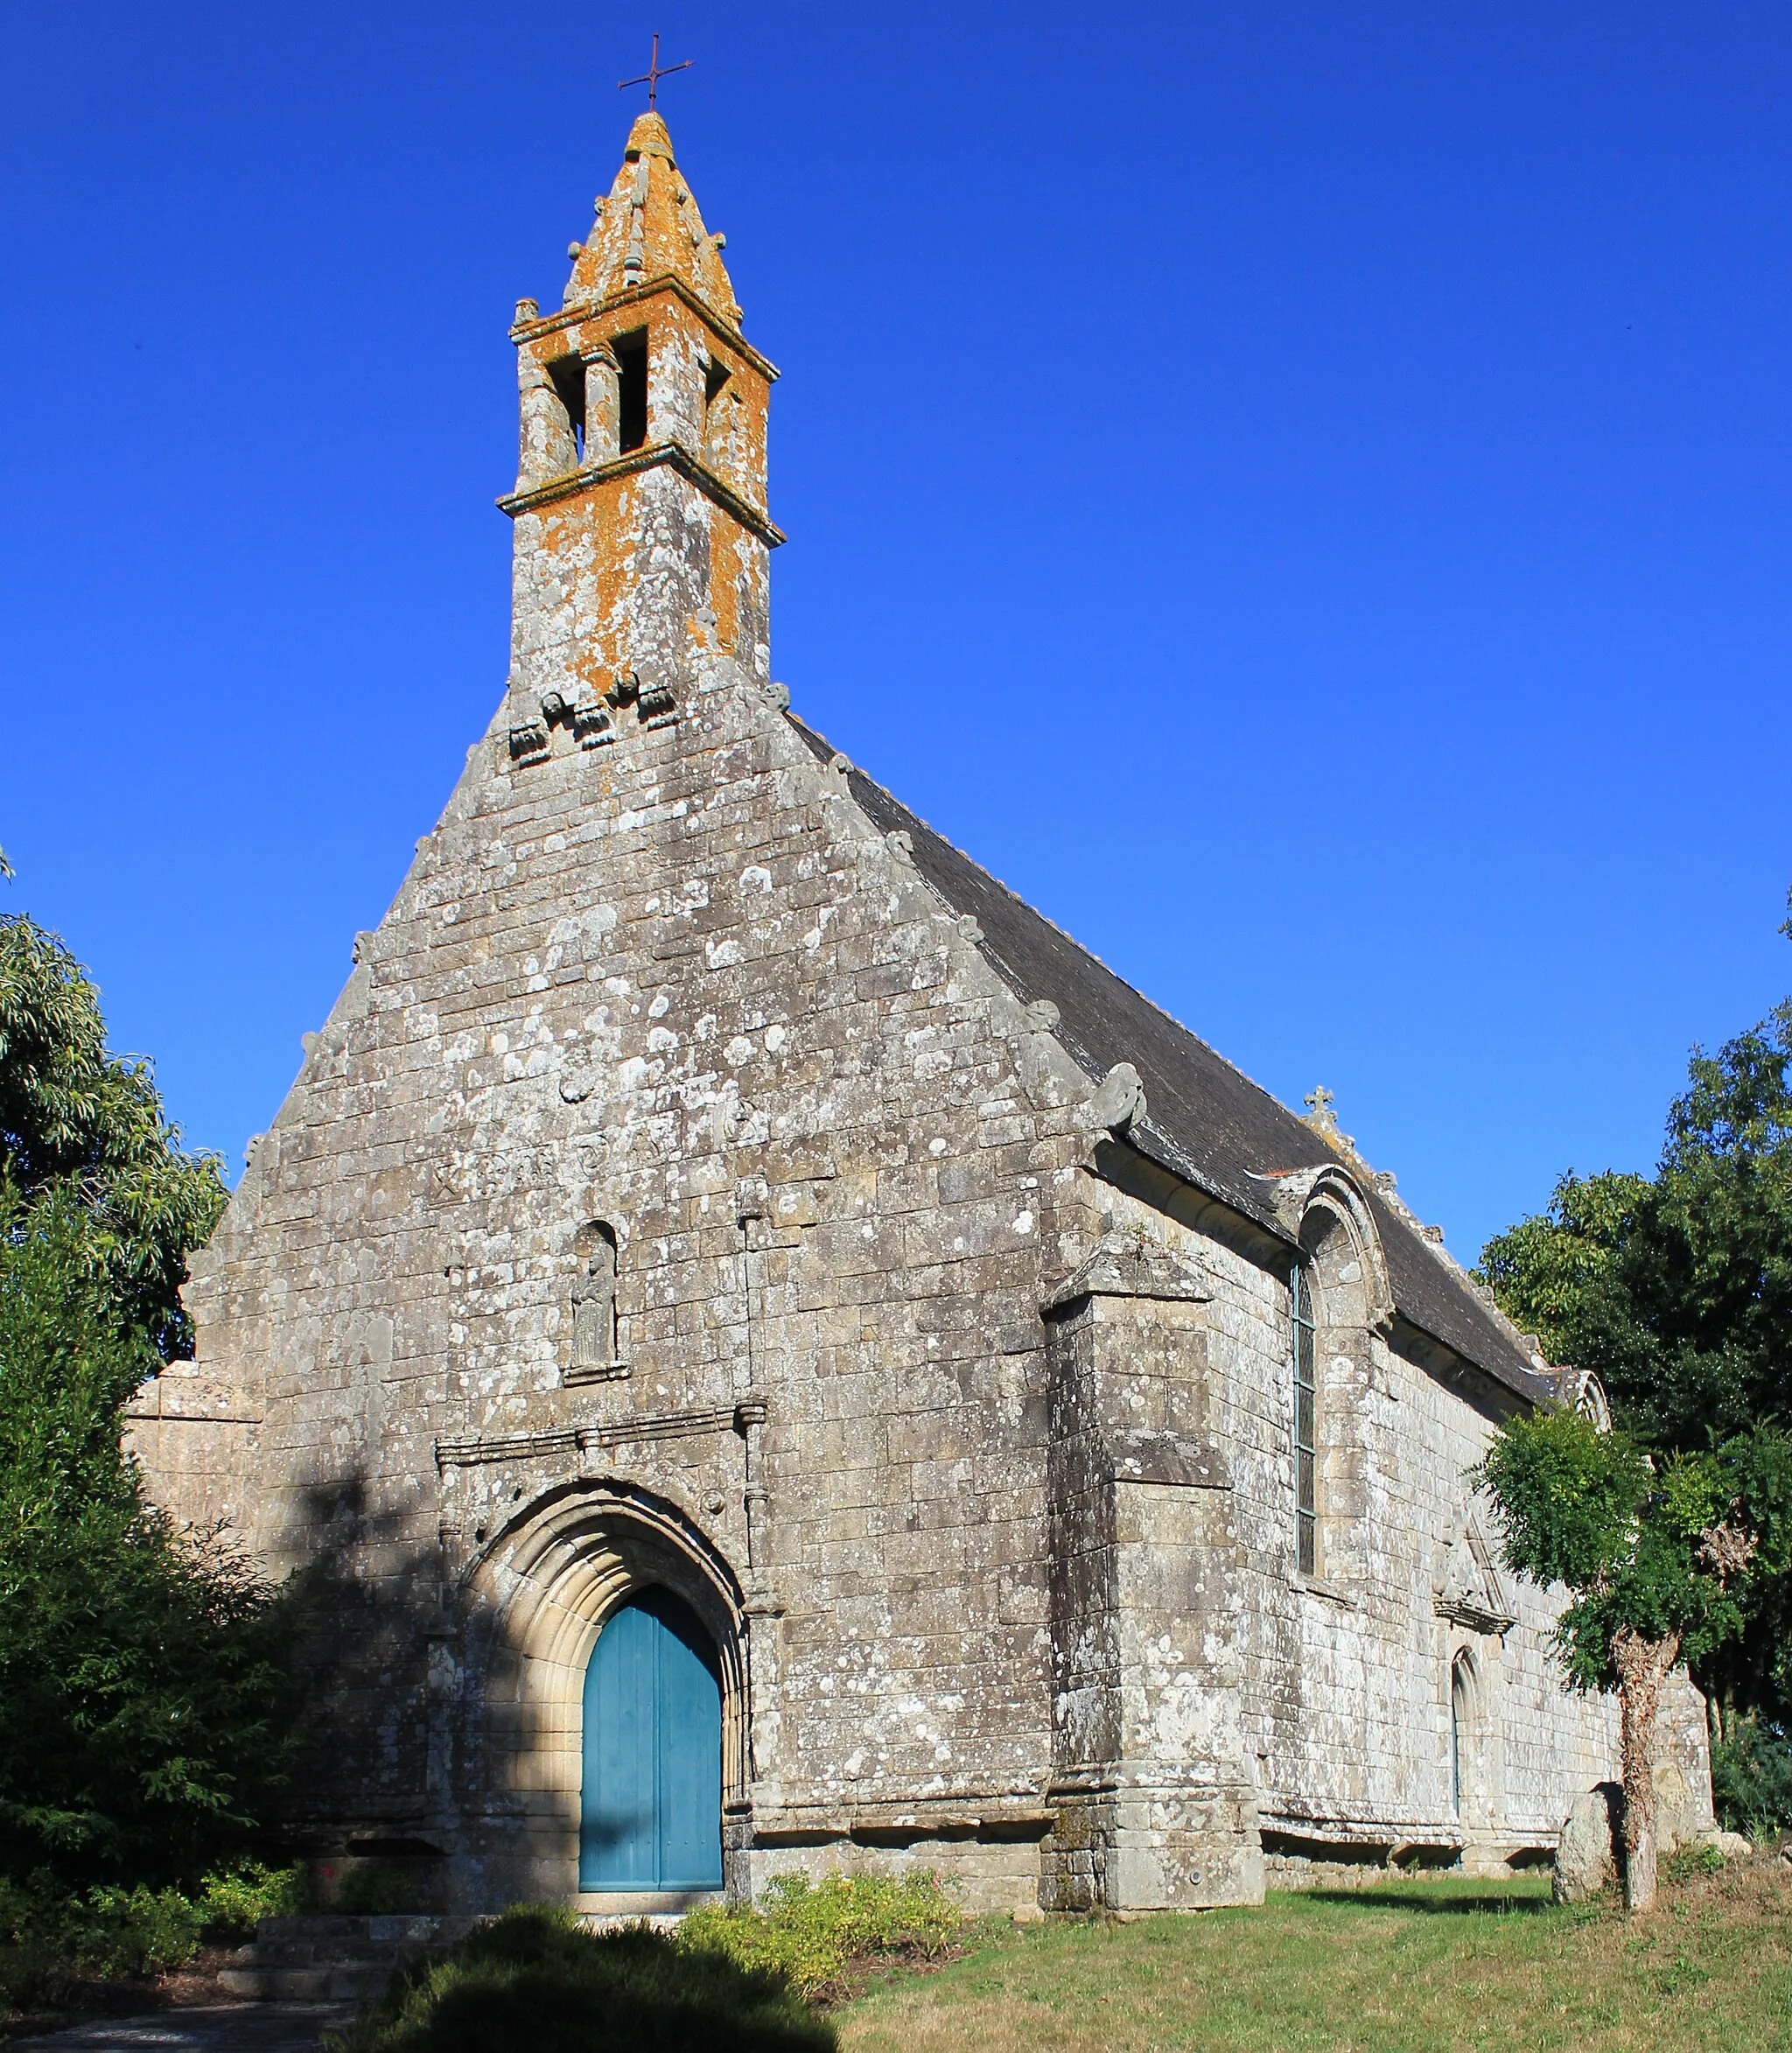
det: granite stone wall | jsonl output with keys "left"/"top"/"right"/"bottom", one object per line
{"left": 132, "top": 659, "right": 1709, "bottom": 1911}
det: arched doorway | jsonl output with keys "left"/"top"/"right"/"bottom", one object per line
{"left": 580, "top": 1585, "right": 724, "bottom": 1891}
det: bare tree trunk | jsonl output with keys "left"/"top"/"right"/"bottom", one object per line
{"left": 1613, "top": 1628, "right": 1680, "bottom": 1914}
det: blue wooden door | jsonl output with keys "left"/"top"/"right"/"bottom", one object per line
{"left": 580, "top": 1587, "right": 723, "bottom": 1891}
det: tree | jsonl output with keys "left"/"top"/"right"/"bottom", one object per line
{"left": 1479, "top": 903, "right": 1792, "bottom": 1734}
{"left": 0, "top": 914, "right": 228, "bottom": 1358}
{"left": 1477, "top": 1168, "right": 1647, "bottom": 1373}
{"left": 0, "top": 1195, "right": 288, "bottom": 1883}
{"left": 0, "top": 910, "right": 287, "bottom": 1887}
{"left": 1476, "top": 1409, "right": 1758, "bottom": 1912}
{"left": 1480, "top": 998, "right": 1792, "bottom": 1451}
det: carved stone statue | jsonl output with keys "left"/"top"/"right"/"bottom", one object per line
{"left": 570, "top": 1233, "right": 617, "bottom": 1369}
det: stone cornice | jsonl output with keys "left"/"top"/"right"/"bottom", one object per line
{"left": 496, "top": 439, "right": 786, "bottom": 548}
{"left": 1042, "top": 1230, "right": 1213, "bottom": 1314}
{"left": 748, "top": 1794, "right": 1054, "bottom": 1845}
{"left": 509, "top": 273, "right": 780, "bottom": 384}
{"left": 1260, "top": 1810, "right": 1463, "bottom": 1850}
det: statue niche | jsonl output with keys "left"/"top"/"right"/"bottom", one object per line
{"left": 567, "top": 1222, "right": 624, "bottom": 1383}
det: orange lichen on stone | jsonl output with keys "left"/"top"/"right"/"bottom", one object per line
{"left": 708, "top": 522, "right": 743, "bottom": 657}
{"left": 565, "top": 111, "right": 741, "bottom": 323}
{"left": 499, "top": 114, "right": 780, "bottom": 729}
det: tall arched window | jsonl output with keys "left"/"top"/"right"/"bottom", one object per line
{"left": 1292, "top": 1265, "right": 1317, "bottom": 1574}
{"left": 1451, "top": 1650, "right": 1474, "bottom": 1818}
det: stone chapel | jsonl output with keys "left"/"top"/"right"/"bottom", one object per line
{"left": 130, "top": 110, "right": 1712, "bottom": 1916}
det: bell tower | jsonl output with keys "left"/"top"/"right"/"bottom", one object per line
{"left": 499, "top": 111, "right": 781, "bottom": 763}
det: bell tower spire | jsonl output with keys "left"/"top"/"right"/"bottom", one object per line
{"left": 499, "top": 112, "right": 780, "bottom": 765}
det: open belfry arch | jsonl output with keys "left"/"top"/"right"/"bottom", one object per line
{"left": 129, "top": 111, "right": 1714, "bottom": 1916}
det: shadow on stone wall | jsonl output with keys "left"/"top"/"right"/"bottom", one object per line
{"left": 266, "top": 1466, "right": 771, "bottom": 1912}
{"left": 271, "top": 1467, "right": 455, "bottom": 1905}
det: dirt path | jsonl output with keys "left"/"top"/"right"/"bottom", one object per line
{"left": 11, "top": 2005, "right": 354, "bottom": 2053}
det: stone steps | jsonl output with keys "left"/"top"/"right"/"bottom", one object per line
{"left": 220, "top": 1914, "right": 468, "bottom": 2003}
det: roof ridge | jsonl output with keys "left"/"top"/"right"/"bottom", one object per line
{"left": 782, "top": 712, "right": 1300, "bottom": 1128}
{"left": 777, "top": 707, "right": 1545, "bottom": 1401}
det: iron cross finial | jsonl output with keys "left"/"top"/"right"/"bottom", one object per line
{"left": 618, "top": 32, "right": 692, "bottom": 110}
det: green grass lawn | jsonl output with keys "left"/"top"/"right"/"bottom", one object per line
{"left": 840, "top": 1860, "right": 1792, "bottom": 2053}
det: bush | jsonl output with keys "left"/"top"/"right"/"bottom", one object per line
{"left": 0, "top": 1861, "right": 304, "bottom": 2014}
{"left": 680, "top": 1872, "right": 962, "bottom": 2000}
{"left": 330, "top": 1903, "right": 833, "bottom": 2053}
{"left": 71, "top": 1885, "right": 203, "bottom": 1977}
{"left": 1713, "top": 1717, "right": 1792, "bottom": 1840}
{"left": 197, "top": 1861, "right": 305, "bottom": 1939}
{"left": 0, "top": 1874, "right": 203, "bottom": 2012}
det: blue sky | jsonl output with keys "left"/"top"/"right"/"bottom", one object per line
{"left": 2, "top": 2, "right": 1789, "bottom": 1263}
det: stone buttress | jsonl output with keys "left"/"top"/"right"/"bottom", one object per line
{"left": 1040, "top": 1233, "right": 1261, "bottom": 1910}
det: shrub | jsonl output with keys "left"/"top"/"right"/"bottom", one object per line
{"left": 1713, "top": 1717, "right": 1792, "bottom": 1840}
{"left": 1666, "top": 1843, "right": 1728, "bottom": 1880}
{"left": 198, "top": 1861, "right": 305, "bottom": 1939}
{"left": 680, "top": 1871, "right": 962, "bottom": 2000}
{"left": 0, "top": 1861, "right": 305, "bottom": 2014}
{"left": 70, "top": 1885, "right": 203, "bottom": 1977}
{"left": 0, "top": 1874, "right": 203, "bottom": 2011}
{"left": 329, "top": 1903, "right": 833, "bottom": 2053}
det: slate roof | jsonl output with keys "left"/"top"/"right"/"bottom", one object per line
{"left": 787, "top": 714, "right": 1548, "bottom": 1405}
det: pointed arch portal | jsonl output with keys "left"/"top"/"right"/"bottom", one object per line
{"left": 580, "top": 1585, "right": 724, "bottom": 1891}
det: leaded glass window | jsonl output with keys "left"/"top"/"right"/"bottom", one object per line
{"left": 1292, "top": 1265, "right": 1317, "bottom": 1575}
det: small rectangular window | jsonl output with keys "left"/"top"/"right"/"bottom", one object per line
{"left": 546, "top": 354, "right": 585, "bottom": 463}
{"left": 1292, "top": 1265, "right": 1317, "bottom": 1575}
{"left": 614, "top": 331, "right": 648, "bottom": 452}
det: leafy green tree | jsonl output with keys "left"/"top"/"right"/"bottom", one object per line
{"left": 1477, "top": 1168, "right": 1647, "bottom": 1371}
{"left": 0, "top": 1196, "right": 287, "bottom": 1883}
{"left": 0, "top": 910, "right": 287, "bottom": 1887}
{"left": 1480, "top": 998, "right": 1792, "bottom": 1449}
{"left": 0, "top": 914, "right": 228, "bottom": 1358}
{"left": 1479, "top": 904, "right": 1792, "bottom": 1734}
{"left": 1475, "top": 1411, "right": 1758, "bottom": 1911}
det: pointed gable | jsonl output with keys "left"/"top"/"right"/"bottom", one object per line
{"left": 1436, "top": 1511, "right": 1518, "bottom": 1633}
